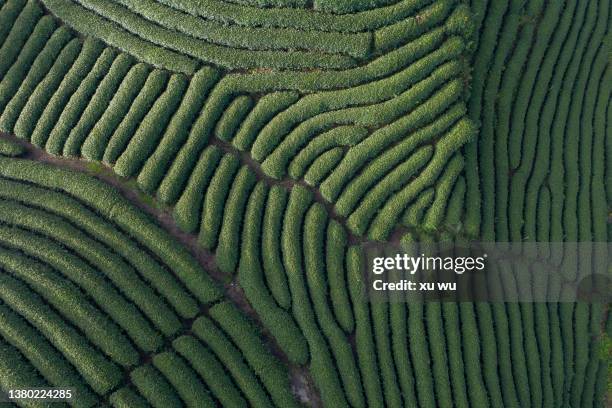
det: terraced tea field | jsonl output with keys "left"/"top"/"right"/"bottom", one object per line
{"left": 0, "top": 0, "right": 609, "bottom": 406}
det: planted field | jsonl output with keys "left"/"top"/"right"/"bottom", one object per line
{"left": 0, "top": 0, "right": 609, "bottom": 407}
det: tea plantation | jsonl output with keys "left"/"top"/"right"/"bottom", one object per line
{"left": 0, "top": 0, "right": 608, "bottom": 406}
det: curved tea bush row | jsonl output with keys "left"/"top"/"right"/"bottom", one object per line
{"left": 0, "top": 177, "right": 199, "bottom": 319}
{"left": 11, "top": 36, "right": 82, "bottom": 140}
{"left": 236, "top": 182, "right": 309, "bottom": 365}
{"left": 0, "top": 303, "right": 99, "bottom": 407}
{"left": 0, "top": 234, "right": 148, "bottom": 364}
{"left": 0, "top": 156, "right": 297, "bottom": 407}
{"left": 42, "top": 0, "right": 357, "bottom": 72}
{"left": 0, "top": 137, "right": 24, "bottom": 156}
{"left": 28, "top": 37, "right": 104, "bottom": 148}
{"left": 110, "top": 0, "right": 370, "bottom": 57}
{"left": 0, "top": 0, "right": 43, "bottom": 78}
{"left": 463, "top": 0, "right": 611, "bottom": 407}
{"left": 165, "top": 140, "right": 476, "bottom": 362}
{"left": 172, "top": 335, "right": 247, "bottom": 407}
{"left": 0, "top": 200, "right": 180, "bottom": 340}
{"left": 0, "top": 270, "right": 123, "bottom": 395}
{"left": 79, "top": 62, "right": 151, "bottom": 161}
{"left": 101, "top": 68, "right": 170, "bottom": 165}
{"left": 0, "top": 25, "right": 73, "bottom": 133}
{"left": 0, "top": 157, "right": 221, "bottom": 303}
{"left": 0, "top": 338, "right": 57, "bottom": 407}
{"left": 156, "top": 0, "right": 428, "bottom": 32}
{"left": 35, "top": 0, "right": 463, "bottom": 72}
{"left": 3, "top": 0, "right": 608, "bottom": 407}
{"left": 0, "top": 0, "right": 474, "bottom": 247}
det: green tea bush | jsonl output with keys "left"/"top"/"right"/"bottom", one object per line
{"left": 114, "top": 74, "right": 188, "bottom": 178}
{"left": 173, "top": 335, "right": 248, "bottom": 407}
{"left": 209, "top": 301, "right": 300, "bottom": 408}
{"left": 303, "top": 148, "right": 344, "bottom": 187}
{"left": 401, "top": 188, "right": 434, "bottom": 227}
{"left": 345, "top": 146, "right": 433, "bottom": 235}
{"left": 0, "top": 246, "right": 139, "bottom": 366}
{"left": 237, "top": 182, "right": 308, "bottom": 364}
{"left": 153, "top": 351, "right": 215, "bottom": 408}
{"left": 440, "top": 301, "right": 470, "bottom": 408}
{"left": 371, "top": 300, "right": 402, "bottom": 408}
{"left": 232, "top": 91, "right": 299, "bottom": 152}
{"left": 387, "top": 259, "right": 418, "bottom": 408}
{"left": 156, "top": 84, "right": 233, "bottom": 205}
{"left": 0, "top": 137, "right": 25, "bottom": 157}
{"left": 282, "top": 187, "right": 348, "bottom": 407}
{"left": 0, "top": 200, "right": 181, "bottom": 337}
{"left": 0, "top": 226, "right": 155, "bottom": 360}
{"left": 173, "top": 146, "right": 222, "bottom": 233}
{"left": 198, "top": 153, "right": 240, "bottom": 249}
{"left": 0, "top": 0, "right": 42, "bottom": 78}
{"left": 424, "top": 302, "right": 452, "bottom": 407}
{"left": 442, "top": 176, "right": 464, "bottom": 229}
{"left": 0, "top": 26, "right": 72, "bottom": 133}
{"left": 102, "top": 69, "right": 168, "bottom": 165}
{"left": 214, "top": 95, "right": 253, "bottom": 142}
{"left": 191, "top": 316, "right": 273, "bottom": 408}
{"left": 422, "top": 154, "right": 463, "bottom": 231}
{"left": 215, "top": 166, "right": 256, "bottom": 273}
{"left": 459, "top": 301, "right": 489, "bottom": 406}
{"left": 0, "top": 178, "right": 199, "bottom": 318}
{"left": 325, "top": 220, "right": 354, "bottom": 333}
{"left": 288, "top": 125, "right": 368, "bottom": 179}
{"left": 13, "top": 38, "right": 82, "bottom": 140}
{"left": 0, "top": 158, "right": 221, "bottom": 303}
{"left": 0, "top": 304, "right": 98, "bottom": 407}
{"left": 0, "top": 273, "right": 122, "bottom": 394}
{"left": 114, "top": 0, "right": 370, "bottom": 57}
{"left": 347, "top": 246, "right": 384, "bottom": 408}
{"left": 158, "top": 0, "right": 426, "bottom": 33}
{"left": 43, "top": 0, "right": 198, "bottom": 74}
{"left": 137, "top": 67, "right": 219, "bottom": 192}
{"left": 62, "top": 53, "right": 133, "bottom": 157}
{"left": 261, "top": 185, "right": 291, "bottom": 309}
{"left": 0, "top": 0, "right": 26, "bottom": 45}
{"left": 0, "top": 338, "right": 51, "bottom": 404}
{"left": 0, "top": 15, "right": 55, "bottom": 114}
{"left": 374, "top": 0, "right": 453, "bottom": 52}
{"left": 131, "top": 365, "right": 182, "bottom": 408}
{"left": 320, "top": 78, "right": 465, "bottom": 203}
{"left": 334, "top": 103, "right": 465, "bottom": 216}
{"left": 30, "top": 38, "right": 103, "bottom": 148}
{"left": 47, "top": 0, "right": 356, "bottom": 70}
{"left": 44, "top": 48, "right": 116, "bottom": 155}
{"left": 367, "top": 119, "right": 475, "bottom": 240}
{"left": 81, "top": 63, "right": 150, "bottom": 161}
{"left": 304, "top": 204, "right": 365, "bottom": 408}
{"left": 210, "top": 27, "right": 449, "bottom": 94}
{"left": 255, "top": 52, "right": 464, "bottom": 175}
{"left": 109, "top": 387, "right": 150, "bottom": 408}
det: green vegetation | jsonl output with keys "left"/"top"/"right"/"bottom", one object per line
{"left": 0, "top": 0, "right": 608, "bottom": 406}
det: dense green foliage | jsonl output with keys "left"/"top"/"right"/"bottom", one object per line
{"left": 0, "top": 156, "right": 296, "bottom": 407}
{"left": 0, "top": 0, "right": 608, "bottom": 406}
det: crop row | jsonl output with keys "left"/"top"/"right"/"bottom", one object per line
{"left": 156, "top": 0, "right": 431, "bottom": 33}
{"left": 36, "top": 0, "right": 464, "bottom": 72}
{"left": 0, "top": 0, "right": 475, "bottom": 245}
{"left": 99, "top": 0, "right": 372, "bottom": 57}
{"left": 463, "top": 1, "right": 611, "bottom": 407}
{"left": 42, "top": 0, "right": 356, "bottom": 72}
{"left": 0, "top": 155, "right": 299, "bottom": 406}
